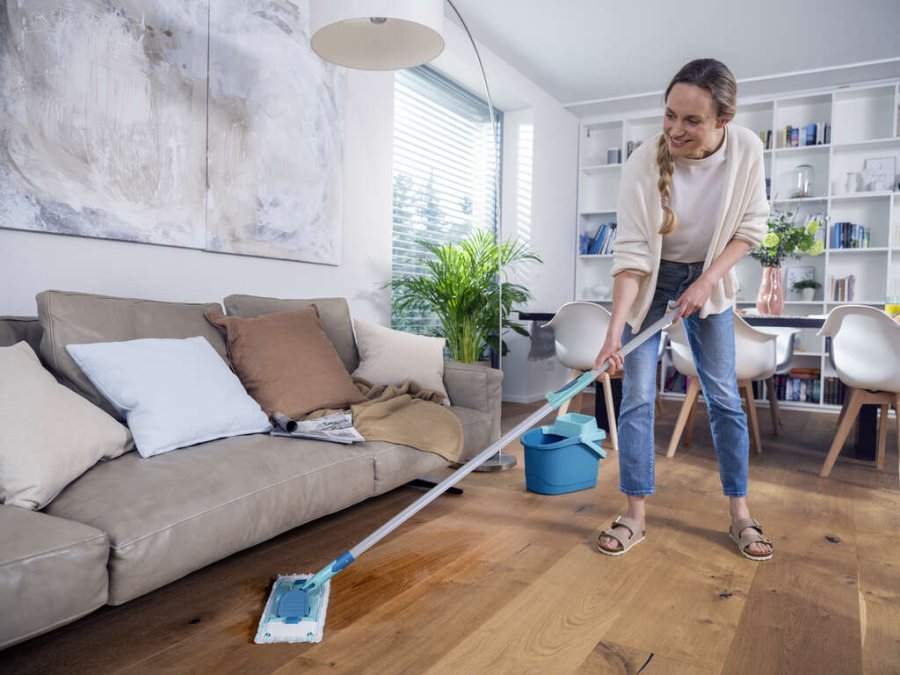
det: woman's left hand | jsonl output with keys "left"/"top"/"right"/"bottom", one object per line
{"left": 673, "top": 275, "right": 714, "bottom": 319}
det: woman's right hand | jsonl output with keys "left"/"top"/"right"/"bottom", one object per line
{"left": 593, "top": 331, "right": 624, "bottom": 373}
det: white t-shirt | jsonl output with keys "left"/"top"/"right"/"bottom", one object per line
{"left": 661, "top": 128, "right": 728, "bottom": 263}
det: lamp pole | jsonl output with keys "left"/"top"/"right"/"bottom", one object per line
{"left": 444, "top": 2, "right": 515, "bottom": 471}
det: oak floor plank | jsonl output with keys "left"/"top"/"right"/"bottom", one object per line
{"left": 574, "top": 639, "right": 717, "bottom": 675}
{"left": 855, "top": 527, "right": 900, "bottom": 673}
{"left": 722, "top": 551, "right": 863, "bottom": 674}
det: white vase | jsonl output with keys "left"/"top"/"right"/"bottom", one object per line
{"left": 800, "top": 288, "right": 815, "bottom": 302}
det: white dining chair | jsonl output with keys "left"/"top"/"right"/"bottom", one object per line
{"left": 665, "top": 314, "right": 778, "bottom": 457}
{"left": 817, "top": 305, "right": 900, "bottom": 479}
{"left": 544, "top": 302, "right": 622, "bottom": 452}
{"left": 753, "top": 326, "right": 802, "bottom": 430}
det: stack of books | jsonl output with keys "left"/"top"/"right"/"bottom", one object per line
{"left": 831, "top": 221, "right": 870, "bottom": 249}
{"left": 772, "top": 369, "right": 820, "bottom": 402}
{"left": 778, "top": 122, "right": 830, "bottom": 148}
{"left": 829, "top": 274, "right": 856, "bottom": 301}
{"left": 583, "top": 221, "right": 617, "bottom": 255}
{"left": 822, "top": 377, "right": 847, "bottom": 405}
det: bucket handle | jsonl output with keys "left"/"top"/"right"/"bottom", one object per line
{"left": 582, "top": 440, "right": 607, "bottom": 459}
{"left": 531, "top": 429, "right": 608, "bottom": 459}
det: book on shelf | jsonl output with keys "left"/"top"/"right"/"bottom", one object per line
{"left": 587, "top": 221, "right": 617, "bottom": 255}
{"left": 828, "top": 274, "right": 856, "bottom": 302}
{"left": 831, "top": 221, "right": 869, "bottom": 249}
{"left": 270, "top": 411, "right": 364, "bottom": 444}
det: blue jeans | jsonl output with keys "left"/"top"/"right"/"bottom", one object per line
{"left": 617, "top": 260, "right": 749, "bottom": 497}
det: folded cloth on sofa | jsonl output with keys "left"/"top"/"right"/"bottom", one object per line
{"left": 308, "top": 377, "right": 463, "bottom": 463}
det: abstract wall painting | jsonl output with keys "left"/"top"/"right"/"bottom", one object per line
{"left": 0, "top": 0, "right": 210, "bottom": 249}
{"left": 0, "top": 0, "right": 345, "bottom": 265}
{"left": 206, "top": 0, "right": 345, "bottom": 264}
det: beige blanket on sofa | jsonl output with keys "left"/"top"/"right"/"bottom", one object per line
{"left": 309, "top": 377, "right": 463, "bottom": 463}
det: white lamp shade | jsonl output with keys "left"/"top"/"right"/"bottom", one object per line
{"left": 310, "top": 0, "right": 445, "bottom": 70}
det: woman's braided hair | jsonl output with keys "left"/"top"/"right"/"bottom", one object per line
{"left": 657, "top": 59, "right": 736, "bottom": 235}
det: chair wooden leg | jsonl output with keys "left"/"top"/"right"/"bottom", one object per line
{"left": 835, "top": 393, "right": 852, "bottom": 431}
{"left": 876, "top": 402, "right": 889, "bottom": 471}
{"left": 766, "top": 377, "right": 781, "bottom": 434}
{"left": 666, "top": 377, "right": 700, "bottom": 458}
{"left": 556, "top": 369, "right": 582, "bottom": 418}
{"left": 682, "top": 378, "right": 699, "bottom": 446}
{"left": 597, "top": 373, "right": 619, "bottom": 452}
{"left": 820, "top": 387, "right": 865, "bottom": 477}
{"left": 894, "top": 394, "right": 900, "bottom": 484}
{"left": 740, "top": 380, "right": 763, "bottom": 455}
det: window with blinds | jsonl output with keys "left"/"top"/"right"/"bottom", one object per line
{"left": 391, "top": 66, "right": 502, "bottom": 334}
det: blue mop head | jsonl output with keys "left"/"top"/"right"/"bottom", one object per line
{"left": 254, "top": 574, "right": 330, "bottom": 644}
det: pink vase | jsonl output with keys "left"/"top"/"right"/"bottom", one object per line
{"left": 756, "top": 266, "right": 784, "bottom": 316}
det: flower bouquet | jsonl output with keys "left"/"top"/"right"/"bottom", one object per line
{"left": 750, "top": 211, "right": 826, "bottom": 315}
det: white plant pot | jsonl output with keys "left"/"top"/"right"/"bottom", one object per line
{"left": 800, "top": 288, "right": 816, "bottom": 302}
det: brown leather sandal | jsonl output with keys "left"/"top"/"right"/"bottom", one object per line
{"left": 729, "top": 518, "right": 773, "bottom": 561}
{"left": 597, "top": 515, "right": 645, "bottom": 557}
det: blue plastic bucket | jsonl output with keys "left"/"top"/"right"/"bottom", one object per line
{"left": 520, "top": 413, "right": 607, "bottom": 495}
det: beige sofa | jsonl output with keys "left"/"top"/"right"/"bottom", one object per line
{"left": 0, "top": 290, "right": 502, "bottom": 649}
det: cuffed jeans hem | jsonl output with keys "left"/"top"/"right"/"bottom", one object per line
{"left": 620, "top": 487, "right": 655, "bottom": 496}
{"left": 723, "top": 490, "right": 748, "bottom": 498}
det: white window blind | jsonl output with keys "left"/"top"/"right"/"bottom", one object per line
{"left": 391, "top": 66, "right": 502, "bottom": 334}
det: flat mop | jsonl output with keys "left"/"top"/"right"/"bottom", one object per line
{"left": 254, "top": 308, "right": 677, "bottom": 644}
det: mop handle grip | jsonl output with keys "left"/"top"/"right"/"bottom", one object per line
{"left": 545, "top": 307, "right": 677, "bottom": 409}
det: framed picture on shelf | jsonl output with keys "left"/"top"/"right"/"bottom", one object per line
{"left": 862, "top": 157, "right": 895, "bottom": 191}
{"left": 785, "top": 265, "right": 815, "bottom": 298}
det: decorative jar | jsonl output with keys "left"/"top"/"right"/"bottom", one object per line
{"left": 791, "top": 164, "right": 815, "bottom": 198}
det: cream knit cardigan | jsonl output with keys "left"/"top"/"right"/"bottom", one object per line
{"left": 611, "top": 124, "right": 770, "bottom": 331}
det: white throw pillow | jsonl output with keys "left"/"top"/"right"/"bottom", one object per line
{"left": 67, "top": 337, "right": 271, "bottom": 458}
{"left": 352, "top": 320, "right": 450, "bottom": 405}
{"left": 0, "top": 342, "right": 133, "bottom": 509}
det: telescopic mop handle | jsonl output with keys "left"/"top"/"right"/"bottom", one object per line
{"left": 302, "top": 306, "right": 678, "bottom": 592}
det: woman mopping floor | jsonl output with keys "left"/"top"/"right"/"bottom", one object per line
{"left": 593, "top": 58, "right": 774, "bottom": 562}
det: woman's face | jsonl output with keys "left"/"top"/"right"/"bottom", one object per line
{"left": 663, "top": 83, "right": 726, "bottom": 159}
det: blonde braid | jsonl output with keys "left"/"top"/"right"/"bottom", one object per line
{"left": 656, "top": 135, "right": 676, "bottom": 235}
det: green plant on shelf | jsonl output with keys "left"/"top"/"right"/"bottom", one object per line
{"left": 791, "top": 278, "right": 822, "bottom": 292}
{"left": 750, "top": 210, "right": 826, "bottom": 267}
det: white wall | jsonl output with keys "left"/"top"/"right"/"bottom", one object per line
{"left": 0, "top": 10, "right": 579, "bottom": 402}
{"left": 0, "top": 69, "right": 396, "bottom": 322}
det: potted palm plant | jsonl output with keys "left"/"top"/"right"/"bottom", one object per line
{"left": 389, "top": 229, "right": 542, "bottom": 364}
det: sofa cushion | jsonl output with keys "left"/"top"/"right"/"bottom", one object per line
{"left": 352, "top": 319, "right": 451, "bottom": 405}
{"left": 0, "top": 505, "right": 109, "bottom": 649}
{"left": 66, "top": 337, "right": 272, "bottom": 458}
{"left": 36, "top": 290, "right": 227, "bottom": 421}
{"left": 0, "top": 316, "right": 42, "bottom": 353}
{"left": 223, "top": 294, "right": 359, "bottom": 373}
{"left": 368, "top": 441, "right": 448, "bottom": 495}
{"left": 0, "top": 342, "right": 133, "bottom": 510}
{"left": 449, "top": 405, "right": 494, "bottom": 462}
{"left": 206, "top": 308, "right": 364, "bottom": 418}
{"left": 44, "top": 434, "right": 378, "bottom": 604}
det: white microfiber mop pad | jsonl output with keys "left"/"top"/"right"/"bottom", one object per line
{"left": 254, "top": 574, "right": 331, "bottom": 644}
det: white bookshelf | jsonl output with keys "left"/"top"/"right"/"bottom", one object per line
{"left": 575, "top": 79, "right": 900, "bottom": 408}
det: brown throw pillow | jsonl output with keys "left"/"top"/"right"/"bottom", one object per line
{"left": 205, "top": 307, "right": 363, "bottom": 418}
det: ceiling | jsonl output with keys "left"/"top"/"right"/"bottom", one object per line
{"left": 446, "top": 0, "right": 900, "bottom": 110}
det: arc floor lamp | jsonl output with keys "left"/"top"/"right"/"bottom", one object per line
{"left": 309, "top": 0, "right": 515, "bottom": 471}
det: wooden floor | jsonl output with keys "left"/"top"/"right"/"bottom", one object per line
{"left": 3, "top": 396, "right": 899, "bottom": 674}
